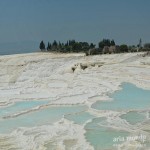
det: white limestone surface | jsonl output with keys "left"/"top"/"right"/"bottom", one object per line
{"left": 0, "top": 52, "right": 150, "bottom": 150}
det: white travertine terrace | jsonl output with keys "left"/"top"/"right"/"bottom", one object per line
{"left": 0, "top": 52, "right": 150, "bottom": 149}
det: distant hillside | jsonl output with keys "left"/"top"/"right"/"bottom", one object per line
{"left": 0, "top": 41, "right": 39, "bottom": 55}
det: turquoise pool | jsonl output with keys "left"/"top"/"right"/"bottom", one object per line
{"left": 92, "top": 83, "right": 150, "bottom": 111}
{"left": 0, "top": 105, "right": 87, "bottom": 134}
{"left": 65, "top": 111, "right": 95, "bottom": 125}
{"left": 85, "top": 117, "right": 129, "bottom": 150}
{"left": 86, "top": 83, "right": 150, "bottom": 149}
{"left": 121, "top": 111, "right": 147, "bottom": 125}
{"left": 0, "top": 100, "right": 49, "bottom": 118}
{"left": 0, "top": 83, "right": 150, "bottom": 150}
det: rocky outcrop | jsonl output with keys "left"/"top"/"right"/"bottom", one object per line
{"left": 71, "top": 62, "right": 103, "bottom": 72}
{"left": 103, "top": 45, "right": 120, "bottom": 54}
{"left": 142, "top": 51, "right": 150, "bottom": 57}
{"left": 102, "top": 46, "right": 109, "bottom": 54}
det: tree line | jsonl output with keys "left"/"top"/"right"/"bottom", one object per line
{"left": 39, "top": 39, "right": 150, "bottom": 55}
{"left": 40, "top": 40, "right": 96, "bottom": 53}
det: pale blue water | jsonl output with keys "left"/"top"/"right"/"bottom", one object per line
{"left": 85, "top": 117, "right": 129, "bottom": 150}
{"left": 65, "top": 112, "right": 95, "bottom": 125}
{"left": 92, "top": 83, "right": 150, "bottom": 111}
{"left": 0, "top": 83, "right": 150, "bottom": 149}
{"left": 0, "top": 105, "right": 87, "bottom": 134}
{"left": 121, "top": 111, "right": 146, "bottom": 125}
{"left": 0, "top": 100, "right": 49, "bottom": 118}
{"left": 85, "top": 83, "right": 150, "bottom": 149}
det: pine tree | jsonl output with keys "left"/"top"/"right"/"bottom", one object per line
{"left": 39, "top": 41, "right": 45, "bottom": 51}
{"left": 110, "top": 40, "right": 115, "bottom": 46}
{"left": 90, "top": 43, "right": 95, "bottom": 49}
{"left": 47, "top": 42, "right": 51, "bottom": 51}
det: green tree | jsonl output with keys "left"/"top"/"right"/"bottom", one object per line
{"left": 39, "top": 41, "right": 45, "bottom": 51}
{"left": 144, "top": 43, "right": 150, "bottom": 48}
{"left": 99, "top": 39, "right": 111, "bottom": 49}
{"left": 90, "top": 43, "right": 95, "bottom": 49}
{"left": 110, "top": 40, "right": 115, "bottom": 46}
{"left": 47, "top": 42, "right": 51, "bottom": 51}
{"left": 120, "top": 44, "right": 128, "bottom": 53}
{"left": 53, "top": 40, "right": 58, "bottom": 47}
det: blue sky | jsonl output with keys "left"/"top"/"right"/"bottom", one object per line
{"left": 0, "top": 0, "right": 150, "bottom": 51}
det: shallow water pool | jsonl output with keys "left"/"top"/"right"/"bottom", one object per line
{"left": 86, "top": 83, "right": 150, "bottom": 149}
{"left": 65, "top": 111, "right": 95, "bottom": 125}
{"left": 121, "top": 111, "right": 147, "bottom": 125}
{"left": 0, "top": 105, "right": 87, "bottom": 134}
{"left": 0, "top": 100, "right": 49, "bottom": 118}
{"left": 92, "top": 83, "right": 150, "bottom": 111}
{"left": 1, "top": 83, "right": 150, "bottom": 150}
{"left": 85, "top": 117, "right": 129, "bottom": 150}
